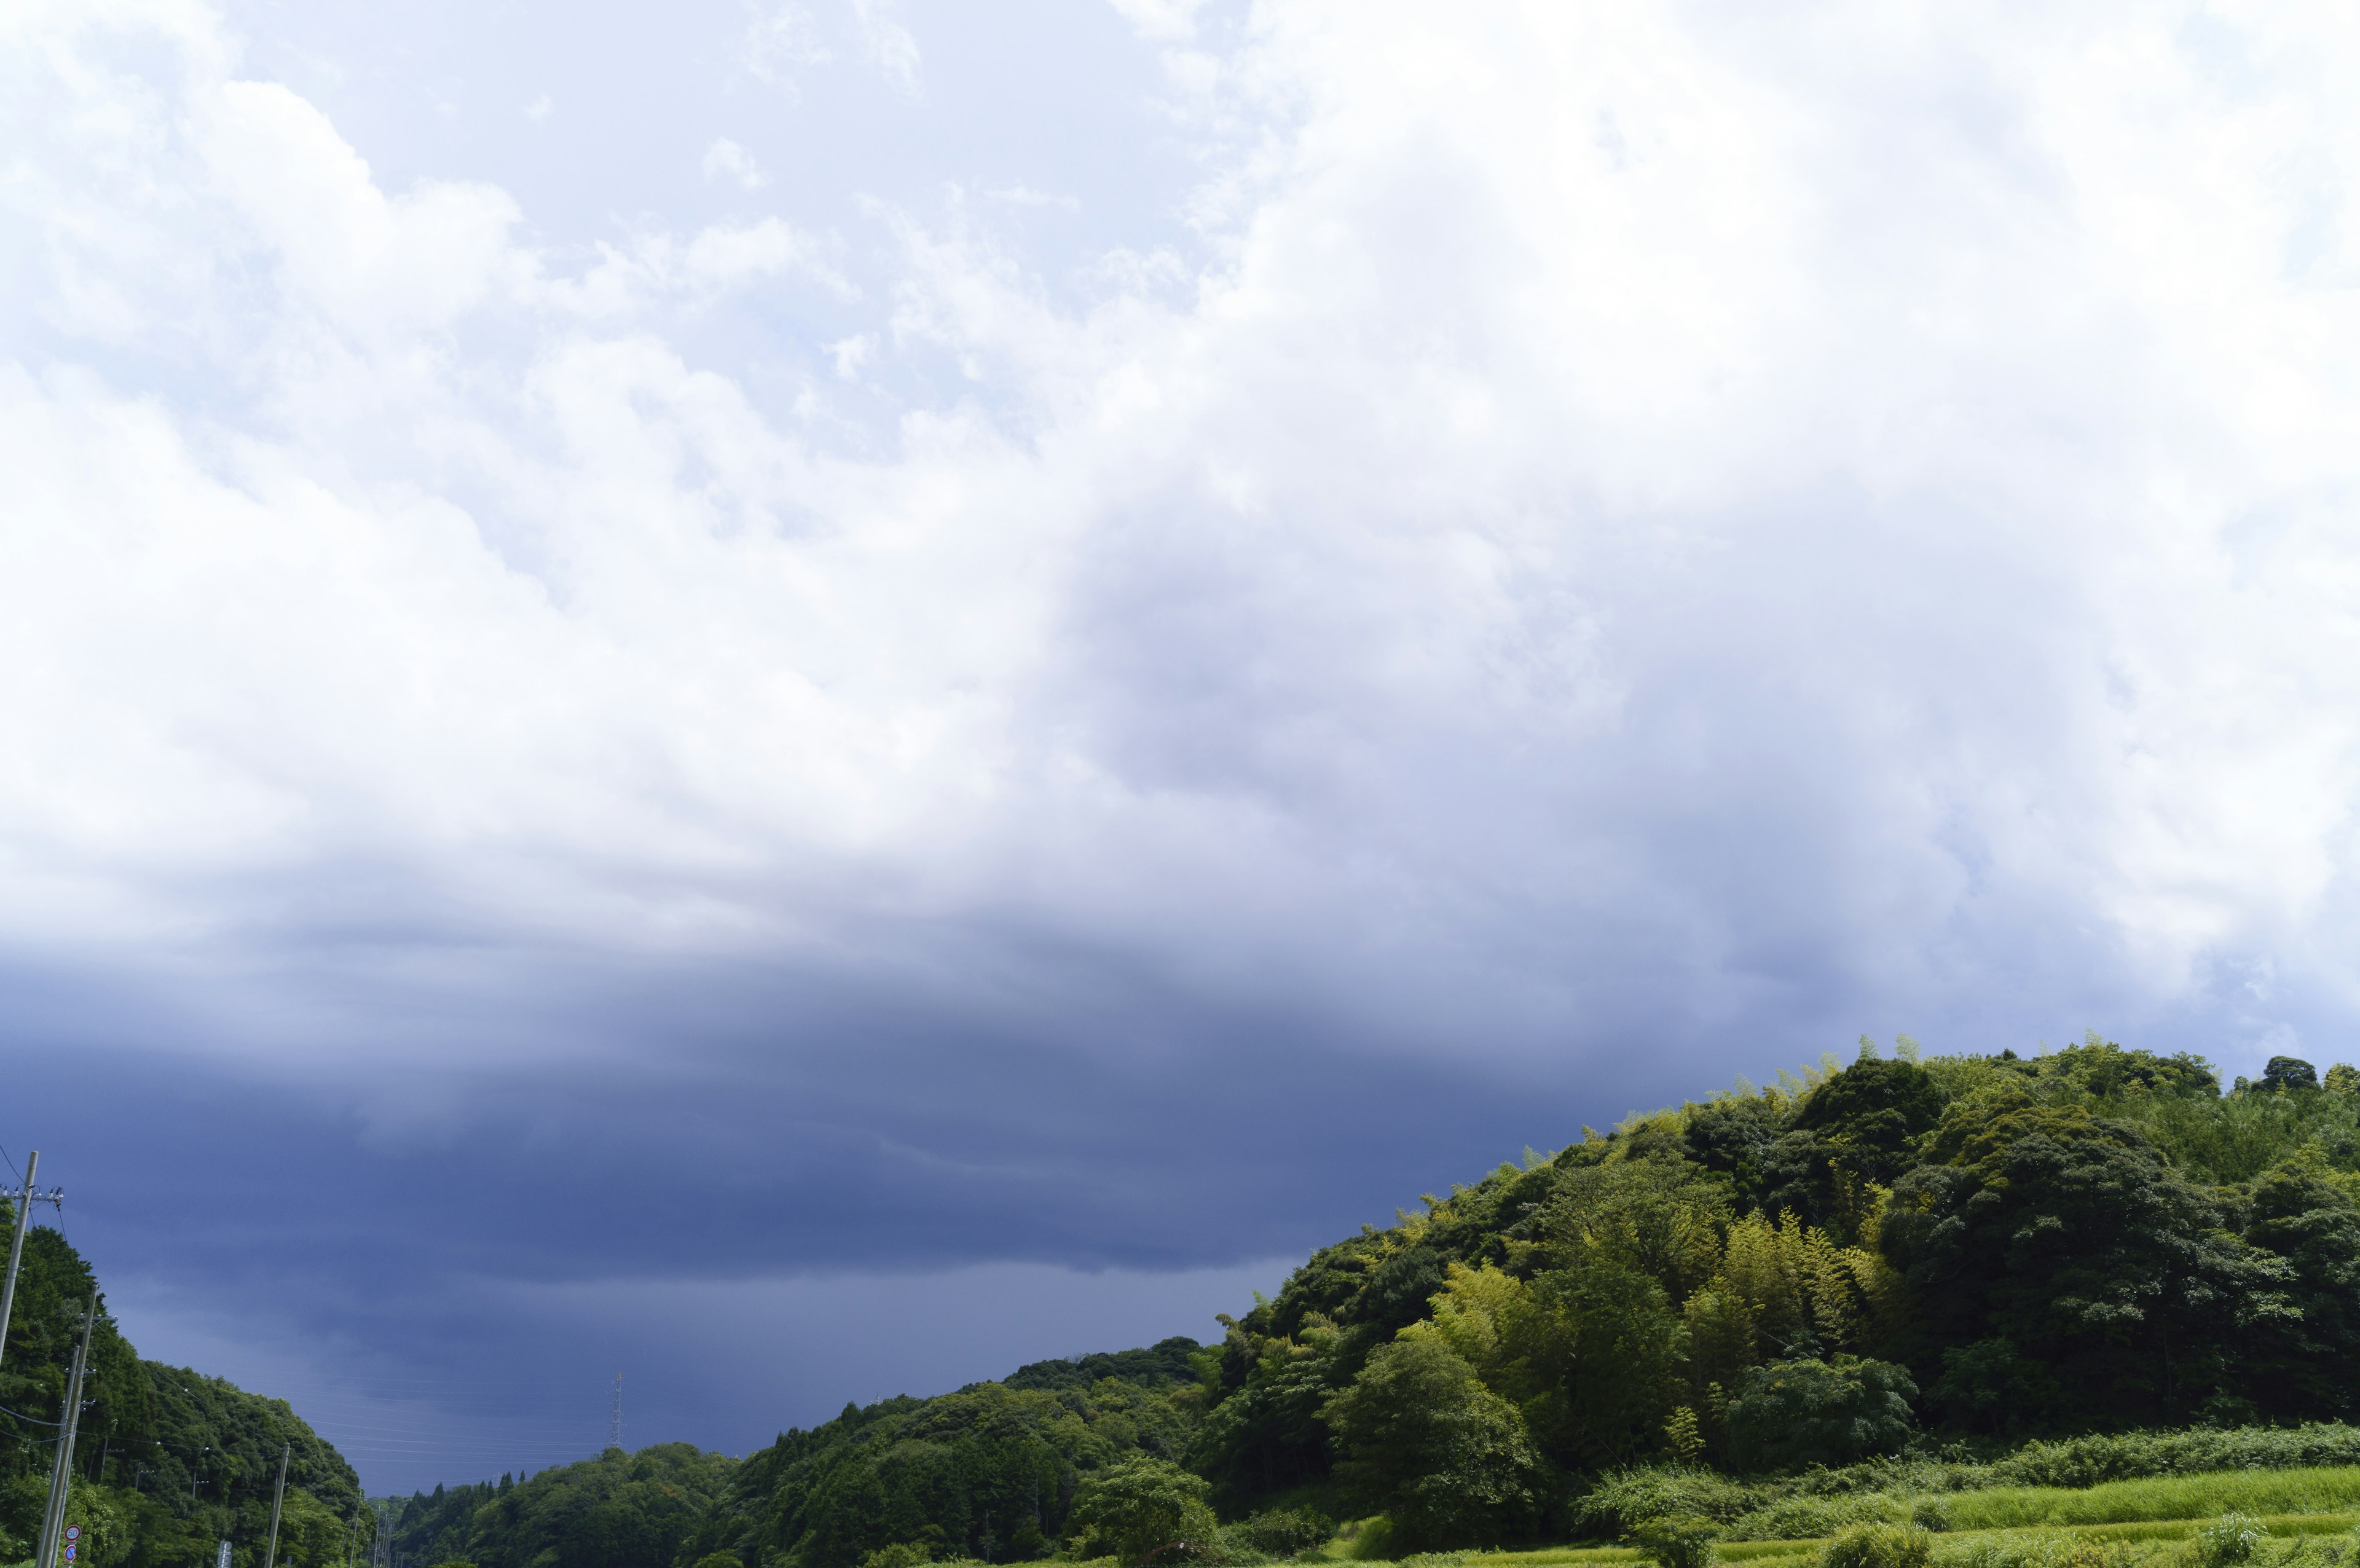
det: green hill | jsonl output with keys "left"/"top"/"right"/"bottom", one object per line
{"left": 388, "top": 1036, "right": 2360, "bottom": 1568}
{"left": 0, "top": 1207, "right": 366, "bottom": 1568}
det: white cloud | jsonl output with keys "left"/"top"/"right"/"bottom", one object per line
{"left": 851, "top": 0, "right": 920, "bottom": 95}
{"left": 1105, "top": 0, "right": 1206, "bottom": 44}
{"left": 741, "top": 1, "right": 830, "bottom": 89}
{"left": 9, "top": 0, "right": 2360, "bottom": 1081}
{"left": 827, "top": 333, "right": 874, "bottom": 378}
{"left": 702, "top": 136, "right": 769, "bottom": 190}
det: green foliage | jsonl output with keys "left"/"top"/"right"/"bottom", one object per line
{"left": 1820, "top": 1524, "right": 1932, "bottom": 1568}
{"left": 678, "top": 1358, "right": 1201, "bottom": 1568}
{"left": 1882, "top": 1094, "right": 2287, "bottom": 1424}
{"left": 1529, "top": 1156, "right": 1733, "bottom": 1301}
{"left": 1565, "top": 1468, "right": 1756, "bottom": 1542}
{"left": 1632, "top": 1516, "right": 1718, "bottom": 1568}
{"left": 484, "top": 1036, "right": 2360, "bottom": 1564}
{"left": 1725, "top": 1358, "right": 1916, "bottom": 1473}
{"left": 2193, "top": 1513, "right": 2268, "bottom": 1568}
{"left": 455, "top": 1444, "right": 734, "bottom": 1568}
{"left": 1776, "top": 1059, "right": 1946, "bottom": 1228}
{"left": 2232, "top": 1158, "right": 2360, "bottom": 1417}
{"left": 1224, "top": 1508, "right": 1334, "bottom": 1558}
{"left": 1004, "top": 1341, "right": 1203, "bottom": 1395}
{"left": 0, "top": 1207, "right": 366, "bottom": 1568}
{"left": 1322, "top": 1338, "right": 1538, "bottom": 1551}
{"left": 1063, "top": 1455, "right": 1217, "bottom": 1567}
{"left": 859, "top": 1545, "right": 933, "bottom": 1568}
{"left": 2261, "top": 1059, "right": 2320, "bottom": 1094}
{"left": 1518, "top": 1265, "right": 1690, "bottom": 1471}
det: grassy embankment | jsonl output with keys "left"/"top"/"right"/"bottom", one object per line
{"left": 1342, "top": 1468, "right": 2360, "bottom": 1568}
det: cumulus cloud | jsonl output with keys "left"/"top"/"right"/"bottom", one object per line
{"left": 851, "top": 0, "right": 922, "bottom": 93}
{"left": 702, "top": 136, "right": 769, "bottom": 190}
{"left": 10, "top": 0, "right": 2360, "bottom": 1071}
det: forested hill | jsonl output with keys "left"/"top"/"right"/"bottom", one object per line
{"left": 379, "top": 1339, "right": 1210, "bottom": 1568}
{"left": 1183, "top": 1037, "right": 2360, "bottom": 1547}
{"left": 463, "top": 1036, "right": 2360, "bottom": 1568}
{"left": 0, "top": 1207, "right": 366, "bottom": 1568}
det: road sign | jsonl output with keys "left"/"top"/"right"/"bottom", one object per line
{"left": 219, "top": 1542, "right": 234, "bottom": 1568}
{"left": 62, "top": 1526, "right": 79, "bottom": 1565}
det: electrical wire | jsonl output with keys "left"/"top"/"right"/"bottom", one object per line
{"left": 0, "top": 1401, "right": 71, "bottom": 1427}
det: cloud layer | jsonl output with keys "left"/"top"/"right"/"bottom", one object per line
{"left": 7, "top": 0, "right": 2360, "bottom": 1489}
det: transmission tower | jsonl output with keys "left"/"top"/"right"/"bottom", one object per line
{"left": 608, "top": 1374, "right": 623, "bottom": 1451}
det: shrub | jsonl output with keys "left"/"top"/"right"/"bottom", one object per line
{"left": 2193, "top": 1513, "right": 2268, "bottom": 1568}
{"left": 1634, "top": 1516, "right": 1719, "bottom": 1568}
{"left": 859, "top": 1548, "right": 930, "bottom": 1568}
{"left": 1345, "top": 1517, "right": 1399, "bottom": 1562}
{"left": 1230, "top": 1510, "right": 1334, "bottom": 1558}
{"left": 1820, "top": 1523, "right": 1932, "bottom": 1568}
{"left": 1722, "top": 1497, "right": 1905, "bottom": 1543}
{"left": 1728, "top": 1358, "right": 1918, "bottom": 1473}
{"left": 1066, "top": 1455, "right": 1221, "bottom": 1567}
{"left": 1568, "top": 1467, "right": 1760, "bottom": 1538}
{"left": 1323, "top": 1338, "right": 1540, "bottom": 1549}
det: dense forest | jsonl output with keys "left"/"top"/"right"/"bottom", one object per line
{"left": 0, "top": 1210, "right": 366, "bottom": 1568}
{"left": 374, "top": 1037, "right": 2360, "bottom": 1568}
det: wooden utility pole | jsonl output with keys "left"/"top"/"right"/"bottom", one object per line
{"left": 0, "top": 1151, "right": 40, "bottom": 1375}
{"left": 35, "top": 1293, "right": 97, "bottom": 1568}
{"left": 264, "top": 1444, "right": 290, "bottom": 1568}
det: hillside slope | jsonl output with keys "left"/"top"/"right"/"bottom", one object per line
{"left": 382, "top": 1037, "right": 2360, "bottom": 1568}
{"left": 0, "top": 1205, "right": 364, "bottom": 1568}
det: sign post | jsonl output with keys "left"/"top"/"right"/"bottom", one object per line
{"left": 61, "top": 1526, "right": 79, "bottom": 1566}
{"left": 218, "top": 1543, "right": 234, "bottom": 1568}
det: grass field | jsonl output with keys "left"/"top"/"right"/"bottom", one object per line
{"left": 1335, "top": 1466, "right": 2360, "bottom": 1568}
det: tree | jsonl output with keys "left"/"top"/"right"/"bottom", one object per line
{"left": 1511, "top": 1263, "right": 1689, "bottom": 1471}
{"left": 1881, "top": 1094, "right": 2293, "bottom": 1425}
{"left": 1321, "top": 1337, "right": 1538, "bottom": 1551}
{"left": 2261, "top": 1057, "right": 2319, "bottom": 1093}
{"left": 1529, "top": 1155, "right": 1732, "bottom": 1303}
{"left": 1062, "top": 1456, "right": 1216, "bottom": 1567}
{"left": 1187, "top": 1317, "right": 1347, "bottom": 1513}
{"left": 1683, "top": 1096, "right": 1784, "bottom": 1213}
{"left": 2234, "top": 1158, "right": 2360, "bottom": 1417}
{"left": 1723, "top": 1357, "right": 1916, "bottom": 1472}
{"left": 2326, "top": 1063, "right": 2359, "bottom": 1096}
{"left": 1926, "top": 1337, "right": 2063, "bottom": 1436}
{"left": 1760, "top": 1058, "right": 1945, "bottom": 1232}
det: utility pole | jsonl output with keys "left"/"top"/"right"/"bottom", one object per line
{"left": 264, "top": 1444, "right": 290, "bottom": 1568}
{"left": 0, "top": 1151, "right": 40, "bottom": 1376}
{"left": 608, "top": 1374, "right": 623, "bottom": 1451}
{"left": 36, "top": 1293, "right": 97, "bottom": 1568}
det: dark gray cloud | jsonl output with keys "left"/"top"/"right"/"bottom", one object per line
{"left": 7, "top": 944, "right": 1696, "bottom": 1489}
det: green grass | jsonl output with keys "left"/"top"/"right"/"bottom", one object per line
{"left": 1935, "top": 1472, "right": 2360, "bottom": 1532}
{"left": 1356, "top": 1464, "right": 2360, "bottom": 1568}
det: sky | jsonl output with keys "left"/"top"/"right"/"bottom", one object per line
{"left": 6, "top": 0, "right": 2360, "bottom": 1496}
